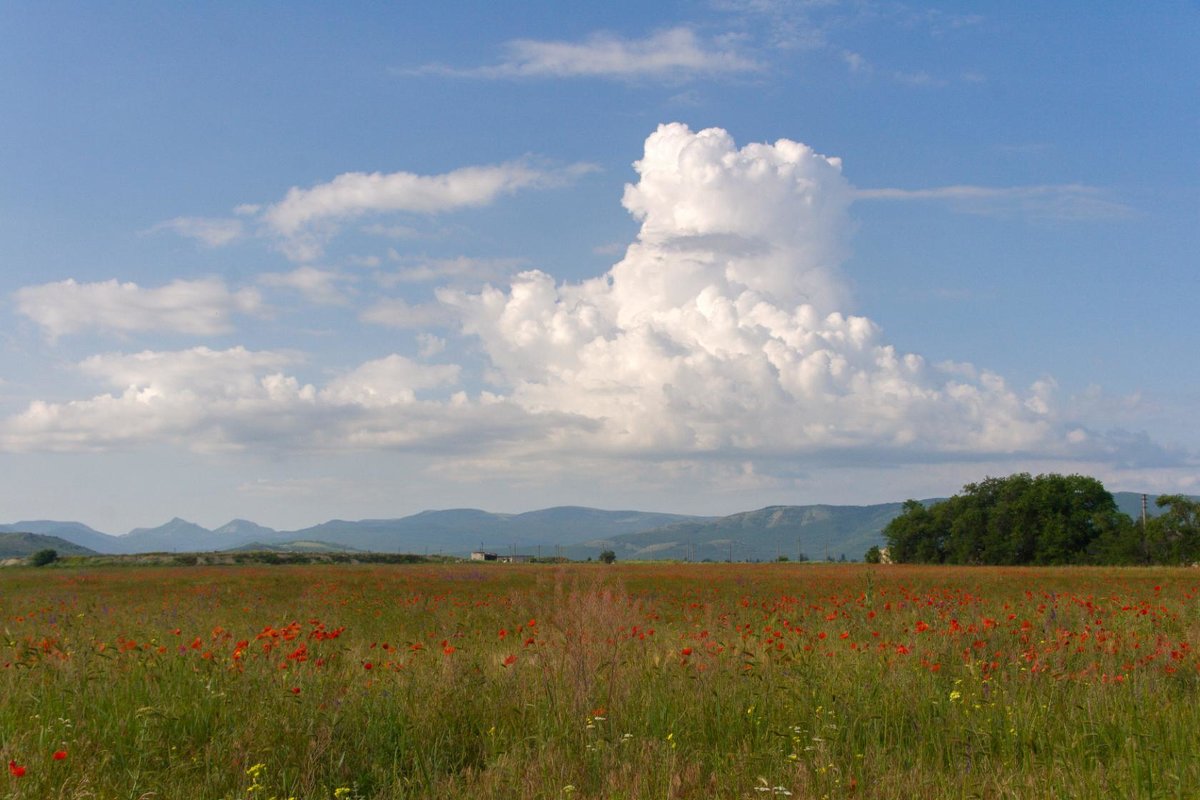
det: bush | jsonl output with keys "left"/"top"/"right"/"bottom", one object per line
{"left": 29, "top": 548, "right": 58, "bottom": 567}
{"left": 599, "top": 550, "right": 617, "bottom": 564}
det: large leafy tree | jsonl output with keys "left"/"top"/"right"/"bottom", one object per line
{"left": 885, "top": 473, "right": 1131, "bottom": 565}
{"left": 1144, "top": 495, "right": 1200, "bottom": 565}
{"left": 884, "top": 499, "right": 944, "bottom": 563}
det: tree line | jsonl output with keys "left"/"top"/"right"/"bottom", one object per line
{"left": 882, "top": 473, "right": 1200, "bottom": 566}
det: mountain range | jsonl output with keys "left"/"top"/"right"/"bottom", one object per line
{"left": 0, "top": 492, "right": 1176, "bottom": 561}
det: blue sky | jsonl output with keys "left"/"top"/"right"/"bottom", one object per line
{"left": 1, "top": 2, "right": 1197, "bottom": 533}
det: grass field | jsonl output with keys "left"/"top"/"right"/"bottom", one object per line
{"left": 2, "top": 562, "right": 1198, "bottom": 799}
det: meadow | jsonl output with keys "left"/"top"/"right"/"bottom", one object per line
{"left": 1, "top": 562, "right": 1197, "bottom": 799}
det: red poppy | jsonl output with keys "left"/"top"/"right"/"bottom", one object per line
{"left": 681, "top": 647, "right": 693, "bottom": 656}
{"left": 52, "top": 750, "right": 67, "bottom": 761}
{"left": 8, "top": 760, "right": 25, "bottom": 777}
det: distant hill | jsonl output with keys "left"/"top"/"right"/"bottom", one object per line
{"left": 1112, "top": 492, "right": 1188, "bottom": 521}
{"left": 122, "top": 517, "right": 220, "bottom": 552}
{"left": 213, "top": 519, "right": 279, "bottom": 540}
{"left": 0, "top": 521, "right": 124, "bottom": 554}
{"left": 4, "top": 492, "right": 1193, "bottom": 560}
{"left": 0, "top": 507, "right": 703, "bottom": 555}
{"left": 290, "top": 507, "right": 705, "bottom": 554}
{"left": 573, "top": 503, "right": 909, "bottom": 562}
{"left": 224, "top": 540, "right": 361, "bottom": 554}
{"left": 0, "top": 532, "right": 98, "bottom": 559}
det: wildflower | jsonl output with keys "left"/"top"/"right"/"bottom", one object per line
{"left": 8, "top": 760, "right": 25, "bottom": 777}
{"left": 502, "top": 654, "right": 517, "bottom": 666}
{"left": 53, "top": 750, "right": 67, "bottom": 760}
{"left": 681, "top": 647, "right": 693, "bottom": 656}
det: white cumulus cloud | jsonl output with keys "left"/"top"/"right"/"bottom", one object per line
{"left": 15, "top": 277, "right": 263, "bottom": 339}
{"left": 439, "top": 123, "right": 1068, "bottom": 461}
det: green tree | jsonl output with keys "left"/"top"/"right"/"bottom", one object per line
{"left": 29, "top": 548, "right": 58, "bottom": 567}
{"left": 1145, "top": 495, "right": 1200, "bottom": 565}
{"left": 884, "top": 499, "right": 945, "bottom": 563}
{"left": 885, "top": 473, "right": 1131, "bottom": 565}
{"left": 598, "top": 549, "right": 617, "bottom": 564}
{"left": 864, "top": 545, "right": 882, "bottom": 564}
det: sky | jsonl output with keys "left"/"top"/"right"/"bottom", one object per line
{"left": 1, "top": 2, "right": 1197, "bottom": 533}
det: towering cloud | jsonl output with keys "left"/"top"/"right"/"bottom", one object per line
{"left": 443, "top": 123, "right": 1057, "bottom": 460}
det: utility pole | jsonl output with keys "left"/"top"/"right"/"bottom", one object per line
{"left": 1141, "top": 493, "right": 1150, "bottom": 560}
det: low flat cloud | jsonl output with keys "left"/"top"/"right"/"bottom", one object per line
{"left": 855, "top": 183, "right": 1134, "bottom": 221}
{"left": 379, "top": 256, "right": 525, "bottom": 286}
{"left": 0, "top": 346, "right": 584, "bottom": 456}
{"left": 150, "top": 216, "right": 244, "bottom": 247}
{"left": 15, "top": 277, "right": 263, "bottom": 339}
{"left": 162, "top": 160, "right": 595, "bottom": 261}
{"left": 408, "top": 27, "right": 759, "bottom": 81}
{"left": 359, "top": 298, "right": 453, "bottom": 329}
{"left": 257, "top": 267, "right": 352, "bottom": 305}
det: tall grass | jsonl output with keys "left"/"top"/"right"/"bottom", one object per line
{"left": 1, "top": 563, "right": 1197, "bottom": 798}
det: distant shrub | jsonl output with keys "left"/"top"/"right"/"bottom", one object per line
{"left": 29, "top": 548, "right": 58, "bottom": 567}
